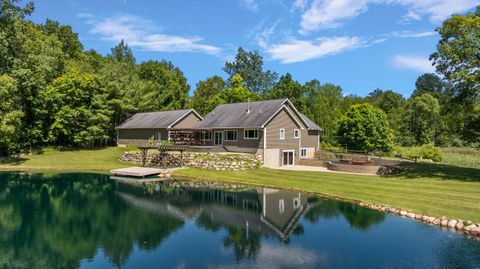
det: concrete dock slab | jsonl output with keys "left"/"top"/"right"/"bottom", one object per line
{"left": 110, "top": 167, "right": 164, "bottom": 177}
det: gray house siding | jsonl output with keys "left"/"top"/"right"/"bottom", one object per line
{"left": 118, "top": 129, "right": 168, "bottom": 146}
{"left": 171, "top": 112, "right": 202, "bottom": 129}
{"left": 117, "top": 110, "right": 201, "bottom": 146}
{"left": 300, "top": 129, "right": 319, "bottom": 158}
{"left": 198, "top": 128, "right": 263, "bottom": 154}
{"left": 265, "top": 108, "right": 303, "bottom": 166}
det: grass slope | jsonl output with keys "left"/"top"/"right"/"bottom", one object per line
{"left": 0, "top": 147, "right": 134, "bottom": 172}
{"left": 174, "top": 164, "right": 480, "bottom": 223}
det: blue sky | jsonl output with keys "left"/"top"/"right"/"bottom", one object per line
{"left": 29, "top": 0, "right": 478, "bottom": 97}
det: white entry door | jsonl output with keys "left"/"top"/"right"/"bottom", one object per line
{"left": 214, "top": 131, "right": 223, "bottom": 145}
{"left": 282, "top": 150, "right": 294, "bottom": 166}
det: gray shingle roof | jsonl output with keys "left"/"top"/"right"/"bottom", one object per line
{"left": 195, "top": 99, "right": 286, "bottom": 129}
{"left": 117, "top": 109, "right": 196, "bottom": 129}
{"left": 195, "top": 98, "right": 321, "bottom": 130}
{"left": 300, "top": 113, "right": 323, "bottom": 131}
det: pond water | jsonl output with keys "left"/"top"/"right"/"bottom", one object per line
{"left": 1, "top": 172, "right": 479, "bottom": 269}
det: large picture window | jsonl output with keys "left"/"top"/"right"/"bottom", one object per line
{"left": 224, "top": 130, "right": 238, "bottom": 141}
{"left": 244, "top": 129, "right": 259, "bottom": 139}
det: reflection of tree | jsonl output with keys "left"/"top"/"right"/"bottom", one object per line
{"left": 305, "top": 199, "right": 385, "bottom": 230}
{"left": 196, "top": 211, "right": 262, "bottom": 262}
{"left": 223, "top": 226, "right": 261, "bottom": 262}
{"left": 0, "top": 172, "right": 184, "bottom": 269}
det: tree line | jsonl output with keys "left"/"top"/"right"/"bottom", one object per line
{"left": 0, "top": 0, "right": 478, "bottom": 156}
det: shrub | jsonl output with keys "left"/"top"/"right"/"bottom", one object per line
{"left": 160, "top": 140, "right": 175, "bottom": 146}
{"left": 402, "top": 145, "right": 444, "bottom": 162}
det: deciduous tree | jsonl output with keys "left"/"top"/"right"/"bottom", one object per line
{"left": 337, "top": 104, "right": 394, "bottom": 152}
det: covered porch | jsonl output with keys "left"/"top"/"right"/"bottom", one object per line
{"left": 168, "top": 129, "right": 212, "bottom": 146}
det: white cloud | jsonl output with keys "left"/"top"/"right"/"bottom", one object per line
{"left": 299, "top": 0, "right": 368, "bottom": 33}
{"left": 240, "top": 0, "right": 259, "bottom": 12}
{"left": 298, "top": 0, "right": 478, "bottom": 33}
{"left": 89, "top": 14, "right": 221, "bottom": 55}
{"left": 292, "top": 0, "right": 309, "bottom": 11}
{"left": 391, "top": 55, "right": 435, "bottom": 73}
{"left": 391, "top": 30, "right": 436, "bottom": 38}
{"left": 254, "top": 19, "right": 282, "bottom": 47}
{"left": 216, "top": 243, "right": 326, "bottom": 269}
{"left": 396, "top": 0, "right": 479, "bottom": 23}
{"left": 263, "top": 36, "right": 364, "bottom": 64}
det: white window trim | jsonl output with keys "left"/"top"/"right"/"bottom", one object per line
{"left": 294, "top": 129, "right": 300, "bottom": 139}
{"left": 244, "top": 129, "right": 259, "bottom": 140}
{"left": 201, "top": 131, "right": 212, "bottom": 141}
{"left": 214, "top": 131, "right": 223, "bottom": 145}
{"left": 279, "top": 199, "right": 285, "bottom": 213}
{"left": 224, "top": 130, "right": 238, "bottom": 142}
{"left": 279, "top": 128, "right": 285, "bottom": 140}
{"left": 293, "top": 197, "right": 301, "bottom": 209}
{"left": 282, "top": 150, "right": 295, "bottom": 166}
{"left": 300, "top": 148, "right": 307, "bottom": 158}
{"left": 155, "top": 132, "right": 162, "bottom": 145}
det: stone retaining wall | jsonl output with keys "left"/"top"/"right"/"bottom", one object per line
{"left": 298, "top": 159, "right": 329, "bottom": 167}
{"left": 326, "top": 162, "right": 383, "bottom": 174}
{"left": 298, "top": 158, "right": 401, "bottom": 175}
{"left": 120, "top": 151, "right": 262, "bottom": 171}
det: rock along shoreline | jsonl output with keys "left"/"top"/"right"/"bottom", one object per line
{"left": 358, "top": 202, "right": 480, "bottom": 239}
{"left": 171, "top": 175, "right": 480, "bottom": 240}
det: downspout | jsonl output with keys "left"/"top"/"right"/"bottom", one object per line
{"left": 263, "top": 127, "right": 267, "bottom": 166}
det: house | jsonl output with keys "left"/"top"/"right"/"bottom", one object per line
{"left": 194, "top": 99, "right": 322, "bottom": 167}
{"left": 116, "top": 109, "right": 203, "bottom": 146}
{"left": 116, "top": 99, "right": 322, "bottom": 167}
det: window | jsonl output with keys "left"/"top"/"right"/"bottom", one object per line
{"left": 301, "top": 148, "right": 307, "bottom": 158}
{"left": 294, "top": 129, "right": 300, "bottom": 138}
{"left": 155, "top": 132, "right": 162, "bottom": 142}
{"left": 293, "top": 197, "right": 301, "bottom": 209}
{"left": 279, "top": 199, "right": 285, "bottom": 213}
{"left": 279, "top": 128, "right": 285, "bottom": 140}
{"left": 244, "top": 129, "right": 258, "bottom": 139}
{"left": 201, "top": 131, "right": 212, "bottom": 141}
{"left": 224, "top": 130, "right": 238, "bottom": 141}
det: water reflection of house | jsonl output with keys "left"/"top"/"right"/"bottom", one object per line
{"left": 114, "top": 181, "right": 312, "bottom": 241}
{"left": 259, "top": 188, "right": 310, "bottom": 240}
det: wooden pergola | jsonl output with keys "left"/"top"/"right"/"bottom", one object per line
{"left": 137, "top": 145, "right": 191, "bottom": 167}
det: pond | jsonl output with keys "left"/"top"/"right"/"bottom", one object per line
{"left": 0, "top": 172, "right": 479, "bottom": 269}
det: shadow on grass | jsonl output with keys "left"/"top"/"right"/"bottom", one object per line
{"left": 0, "top": 157, "right": 28, "bottom": 166}
{"left": 389, "top": 162, "right": 480, "bottom": 182}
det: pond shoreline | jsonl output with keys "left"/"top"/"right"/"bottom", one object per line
{"left": 174, "top": 174, "right": 480, "bottom": 240}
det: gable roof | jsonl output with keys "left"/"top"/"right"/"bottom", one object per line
{"left": 300, "top": 113, "right": 323, "bottom": 131}
{"left": 195, "top": 98, "right": 321, "bottom": 130}
{"left": 116, "top": 109, "right": 202, "bottom": 129}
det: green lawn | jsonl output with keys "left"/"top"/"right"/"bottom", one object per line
{"left": 174, "top": 164, "right": 480, "bottom": 223}
{"left": 0, "top": 147, "right": 135, "bottom": 172}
